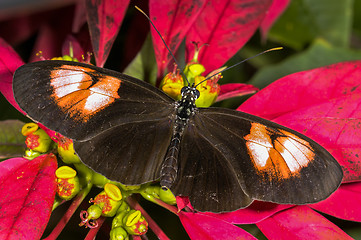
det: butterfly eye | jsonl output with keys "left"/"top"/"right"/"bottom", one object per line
{"left": 194, "top": 89, "right": 200, "bottom": 99}
{"left": 181, "top": 86, "right": 188, "bottom": 96}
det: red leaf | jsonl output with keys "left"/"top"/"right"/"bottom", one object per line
{"left": 274, "top": 95, "right": 361, "bottom": 182}
{"left": 0, "top": 38, "right": 25, "bottom": 114}
{"left": 204, "top": 201, "right": 292, "bottom": 224}
{"left": 179, "top": 211, "right": 256, "bottom": 240}
{"left": 216, "top": 83, "right": 258, "bottom": 102}
{"left": 238, "top": 61, "right": 361, "bottom": 119}
{"left": 260, "top": 0, "right": 290, "bottom": 39}
{"left": 0, "top": 39, "right": 57, "bottom": 138}
{"left": 0, "top": 158, "right": 28, "bottom": 176}
{"left": 176, "top": 196, "right": 191, "bottom": 211}
{"left": 256, "top": 206, "right": 353, "bottom": 240}
{"left": 238, "top": 61, "right": 361, "bottom": 182}
{"left": 62, "top": 35, "right": 86, "bottom": 61}
{"left": 73, "top": 0, "right": 88, "bottom": 33}
{"left": 310, "top": 182, "right": 361, "bottom": 222}
{"left": 149, "top": 0, "right": 207, "bottom": 78}
{"left": 0, "top": 154, "right": 58, "bottom": 240}
{"left": 0, "top": 15, "right": 44, "bottom": 45}
{"left": 186, "top": 0, "right": 272, "bottom": 73}
{"left": 28, "top": 7, "right": 74, "bottom": 62}
{"left": 85, "top": 0, "right": 130, "bottom": 67}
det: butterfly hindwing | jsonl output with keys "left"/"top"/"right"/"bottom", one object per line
{"left": 172, "top": 121, "right": 253, "bottom": 212}
{"left": 13, "top": 60, "right": 175, "bottom": 141}
{"left": 171, "top": 107, "right": 343, "bottom": 212}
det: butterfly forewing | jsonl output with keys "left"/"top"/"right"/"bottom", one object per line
{"left": 172, "top": 107, "right": 342, "bottom": 211}
{"left": 13, "top": 60, "right": 175, "bottom": 141}
{"left": 74, "top": 118, "right": 174, "bottom": 185}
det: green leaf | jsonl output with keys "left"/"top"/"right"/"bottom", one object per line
{"left": 0, "top": 120, "right": 26, "bottom": 159}
{"left": 268, "top": 0, "right": 353, "bottom": 49}
{"left": 123, "top": 34, "right": 158, "bottom": 86}
{"left": 249, "top": 39, "right": 361, "bottom": 88}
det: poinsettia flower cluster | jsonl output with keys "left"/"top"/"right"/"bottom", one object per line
{"left": 0, "top": 0, "right": 360, "bottom": 239}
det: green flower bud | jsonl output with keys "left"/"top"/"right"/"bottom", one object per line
{"left": 110, "top": 227, "right": 129, "bottom": 240}
{"left": 123, "top": 210, "right": 148, "bottom": 235}
{"left": 79, "top": 205, "right": 101, "bottom": 228}
{"left": 55, "top": 166, "right": 80, "bottom": 200}
{"left": 92, "top": 183, "right": 123, "bottom": 217}
{"left": 22, "top": 123, "right": 52, "bottom": 153}
{"left": 87, "top": 204, "right": 102, "bottom": 220}
{"left": 194, "top": 73, "right": 221, "bottom": 107}
{"left": 140, "top": 185, "right": 160, "bottom": 205}
{"left": 57, "top": 136, "right": 81, "bottom": 164}
{"left": 24, "top": 149, "right": 41, "bottom": 160}
{"left": 51, "top": 55, "right": 79, "bottom": 62}
{"left": 159, "top": 188, "right": 176, "bottom": 205}
{"left": 112, "top": 209, "right": 148, "bottom": 235}
{"left": 184, "top": 62, "right": 206, "bottom": 84}
{"left": 160, "top": 65, "right": 184, "bottom": 100}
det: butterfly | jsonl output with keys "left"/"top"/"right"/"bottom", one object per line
{"left": 12, "top": 60, "right": 343, "bottom": 212}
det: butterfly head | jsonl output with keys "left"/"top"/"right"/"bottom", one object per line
{"left": 180, "top": 86, "right": 200, "bottom": 101}
{"left": 176, "top": 86, "right": 200, "bottom": 119}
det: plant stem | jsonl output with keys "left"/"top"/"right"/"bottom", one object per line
{"left": 84, "top": 216, "right": 106, "bottom": 240}
{"left": 43, "top": 184, "right": 92, "bottom": 240}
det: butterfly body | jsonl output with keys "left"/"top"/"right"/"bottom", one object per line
{"left": 160, "top": 86, "right": 199, "bottom": 189}
{"left": 13, "top": 60, "right": 343, "bottom": 212}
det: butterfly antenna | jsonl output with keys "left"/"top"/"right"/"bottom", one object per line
{"left": 194, "top": 47, "right": 283, "bottom": 88}
{"left": 135, "top": 6, "right": 190, "bottom": 86}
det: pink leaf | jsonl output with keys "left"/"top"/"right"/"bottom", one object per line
{"left": 29, "top": 24, "right": 61, "bottom": 62}
{"left": 149, "top": 0, "right": 206, "bottom": 79}
{"left": 310, "top": 182, "right": 361, "bottom": 222}
{"left": 216, "top": 83, "right": 258, "bottom": 102}
{"left": 179, "top": 211, "right": 256, "bottom": 240}
{"left": 257, "top": 206, "right": 353, "bottom": 240}
{"left": 0, "top": 158, "right": 28, "bottom": 177}
{"left": 0, "top": 154, "right": 58, "bottom": 240}
{"left": 186, "top": 0, "right": 272, "bottom": 73}
{"left": 73, "top": 0, "right": 88, "bottom": 33}
{"left": 62, "top": 35, "right": 86, "bottom": 61}
{"left": 28, "top": 8, "right": 74, "bottom": 62}
{"left": 0, "top": 38, "right": 25, "bottom": 114}
{"left": 238, "top": 61, "right": 361, "bottom": 182}
{"left": 0, "top": 15, "right": 43, "bottom": 45}
{"left": 85, "top": 0, "right": 130, "bottom": 67}
{"left": 204, "top": 201, "right": 293, "bottom": 224}
{"left": 238, "top": 61, "right": 361, "bottom": 120}
{"left": 273, "top": 94, "right": 361, "bottom": 182}
{"left": 260, "top": 0, "right": 290, "bottom": 39}
{"left": 176, "top": 196, "right": 191, "bottom": 211}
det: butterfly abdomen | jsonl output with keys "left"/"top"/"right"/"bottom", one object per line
{"left": 160, "top": 133, "right": 181, "bottom": 189}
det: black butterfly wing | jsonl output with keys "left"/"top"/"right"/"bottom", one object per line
{"left": 172, "top": 107, "right": 343, "bottom": 212}
{"left": 13, "top": 60, "right": 176, "bottom": 185}
{"left": 13, "top": 60, "right": 175, "bottom": 141}
{"left": 172, "top": 121, "right": 253, "bottom": 212}
{"left": 74, "top": 118, "right": 173, "bottom": 185}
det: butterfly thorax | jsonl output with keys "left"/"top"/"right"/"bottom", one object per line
{"left": 160, "top": 86, "right": 199, "bottom": 190}
{"left": 176, "top": 87, "right": 198, "bottom": 120}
